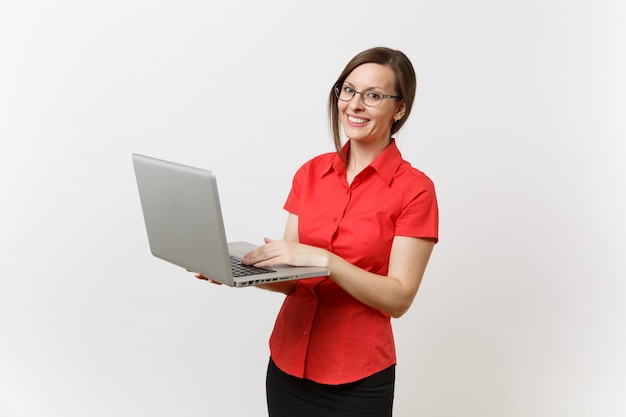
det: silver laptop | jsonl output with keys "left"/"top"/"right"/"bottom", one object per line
{"left": 132, "top": 153, "right": 330, "bottom": 287}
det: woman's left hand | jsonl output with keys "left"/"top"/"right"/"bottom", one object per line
{"left": 241, "top": 238, "right": 329, "bottom": 269}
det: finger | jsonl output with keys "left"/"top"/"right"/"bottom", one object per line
{"left": 194, "top": 273, "right": 223, "bottom": 285}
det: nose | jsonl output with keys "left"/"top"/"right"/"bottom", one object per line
{"left": 348, "top": 92, "right": 366, "bottom": 111}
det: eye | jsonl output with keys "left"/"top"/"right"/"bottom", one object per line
{"left": 365, "top": 90, "right": 381, "bottom": 100}
{"left": 343, "top": 85, "right": 355, "bottom": 93}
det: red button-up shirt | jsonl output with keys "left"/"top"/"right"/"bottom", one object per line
{"left": 269, "top": 140, "right": 439, "bottom": 384}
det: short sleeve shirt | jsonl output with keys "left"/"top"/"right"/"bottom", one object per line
{"left": 269, "top": 140, "right": 439, "bottom": 384}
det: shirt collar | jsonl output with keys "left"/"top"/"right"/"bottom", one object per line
{"left": 323, "top": 139, "right": 403, "bottom": 186}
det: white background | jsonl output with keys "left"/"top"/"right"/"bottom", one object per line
{"left": 1, "top": 1, "right": 625, "bottom": 416}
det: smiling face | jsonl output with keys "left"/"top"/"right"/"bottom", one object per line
{"left": 338, "top": 63, "right": 406, "bottom": 146}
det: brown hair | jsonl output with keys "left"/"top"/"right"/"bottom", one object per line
{"left": 328, "top": 47, "right": 417, "bottom": 157}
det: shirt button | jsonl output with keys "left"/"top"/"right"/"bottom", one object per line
{"left": 332, "top": 217, "right": 337, "bottom": 222}
{"left": 303, "top": 330, "right": 309, "bottom": 336}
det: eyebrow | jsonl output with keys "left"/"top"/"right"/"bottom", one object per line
{"left": 343, "top": 81, "right": 387, "bottom": 91}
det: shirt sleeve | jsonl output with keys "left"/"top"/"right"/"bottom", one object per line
{"left": 283, "top": 161, "right": 308, "bottom": 215}
{"left": 394, "top": 176, "right": 439, "bottom": 243}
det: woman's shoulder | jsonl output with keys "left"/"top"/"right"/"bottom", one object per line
{"left": 397, "top": 159, "right": 434, "bottom": 185}
{"left": 304, "top": 151, "right": 338, "bottom": 166}
{"left": 295, "top": 151, "right": 338, "bottom": 174}
{"left": 391, "top": 161, "right": 437, "bottom": 201}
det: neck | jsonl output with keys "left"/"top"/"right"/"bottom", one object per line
{"left": 345, "top": 138, "right": 391, "bottom": 182}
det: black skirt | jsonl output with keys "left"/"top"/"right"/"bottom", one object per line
{"left": 266, "top": 357, "right": 395, "bottom": 417}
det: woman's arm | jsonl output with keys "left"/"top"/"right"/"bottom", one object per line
{"left": 324, "top": 236, "right": 434, "bottom": 318}
{"left": 243, "top": 214, "right": 435, "bottom": 318}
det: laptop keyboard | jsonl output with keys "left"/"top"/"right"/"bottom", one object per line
{"left": 230, "top": 256, "right": 275, "bottom": 277}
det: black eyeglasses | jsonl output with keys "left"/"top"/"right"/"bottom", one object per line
{"left": 334, "top": 84, "right": 401, "bottom": 107}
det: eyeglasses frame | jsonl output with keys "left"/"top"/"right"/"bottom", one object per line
{"left": 334, "top": 83, "right": 401, "bottom": 107}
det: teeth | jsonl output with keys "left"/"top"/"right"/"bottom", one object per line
{"left": 348, "top": 115, "right": 368, "bottom": 124}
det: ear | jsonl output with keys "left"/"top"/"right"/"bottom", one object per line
{"left": 394, "top": 101, "right": 406, "bottom": 121}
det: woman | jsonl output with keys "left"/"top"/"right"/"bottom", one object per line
{"left": 199, "top": 47, "right": 438, "bottom": 416}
